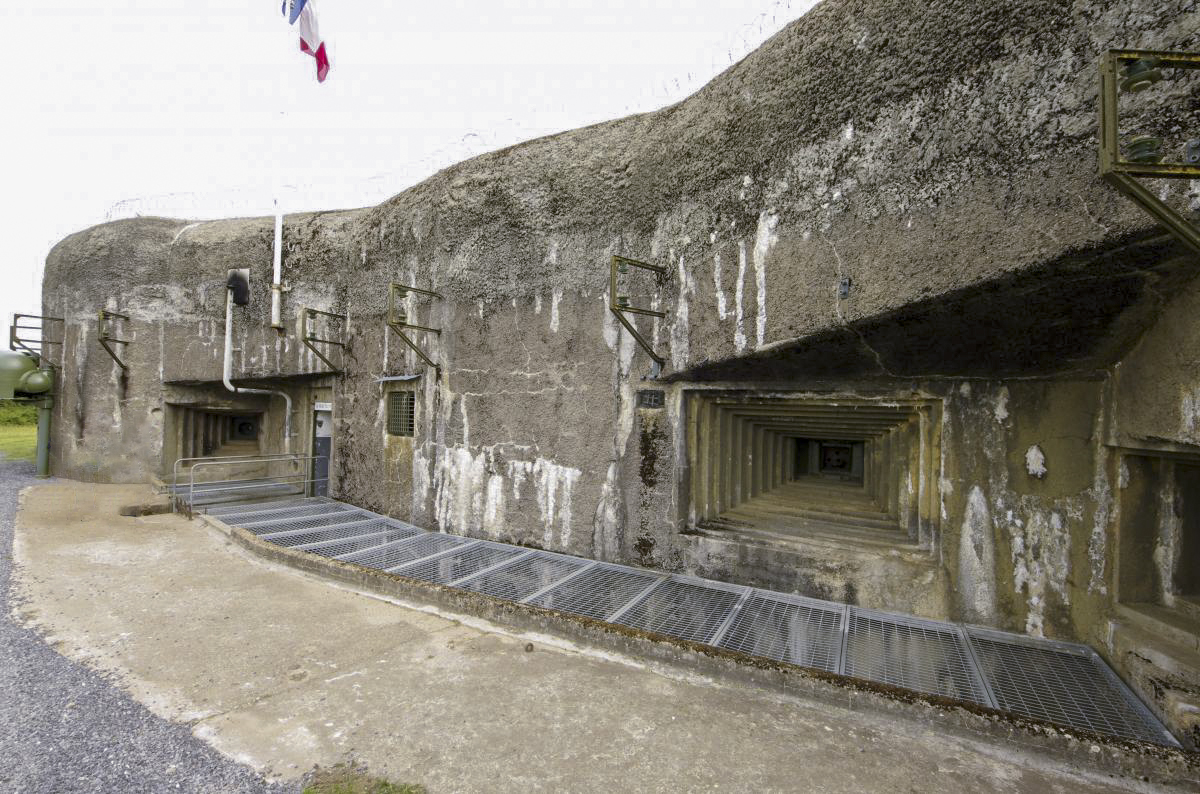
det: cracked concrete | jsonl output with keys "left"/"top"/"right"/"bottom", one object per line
{"left": 10, "top": 481, "right": 1189, "bottom": 792}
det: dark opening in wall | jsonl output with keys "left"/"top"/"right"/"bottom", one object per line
{"left": 1118, "top": 454, "right": 1200, "bottom": 605}
{"left": 685, "top": 392, "right": 941, "bottom": 547}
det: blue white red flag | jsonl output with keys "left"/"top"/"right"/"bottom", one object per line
{"left": 281, "top": 0, "right": 330, "bottom": 82}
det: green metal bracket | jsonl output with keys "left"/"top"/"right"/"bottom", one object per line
{"left": 9, "top": 314, "right": 63, "bottom": 368}
{"left": 609, "top": 255, "right": 666, "bottom": 367}
{"left": 387, "top": 283, "right": 442, "bottom": 370}
{"left": 97, "top": 310, "right": 130, "bottom": 371}
{"left": 301, "top": 307, "right": 347, "bottom": 373}
{"left": 1099, "top": 49, "right": 1200, "bottom": 255}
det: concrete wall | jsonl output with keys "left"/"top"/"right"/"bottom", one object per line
{"left": 40, "top": 0, "right": 1200, "bottom": 658}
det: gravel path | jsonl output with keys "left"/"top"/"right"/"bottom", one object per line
{"left": 0, "top": 461, "right": 297, "bottom": 794}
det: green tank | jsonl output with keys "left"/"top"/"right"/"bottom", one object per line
{"left": 17, "top": 368, "right": 52, "bottom": 395}
{"left": 0, "top": 350, "right": 38, "bottom": 399}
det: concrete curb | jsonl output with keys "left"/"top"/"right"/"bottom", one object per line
{"left": 203, "top": 514, "right": 1200, "bottom": 789}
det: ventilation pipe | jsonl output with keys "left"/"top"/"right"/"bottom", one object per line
{"left": 224, "top": 273, "right": 292, "bottom": 453}
{"left": 270, "top": 200, "right": 285, "bottom": 331}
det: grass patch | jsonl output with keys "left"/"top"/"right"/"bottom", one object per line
{"left": 0, "top": 425, "right": 37, "bottom": 461}
{"left": 302, "top": 763, "right": 425, "bottom": 794}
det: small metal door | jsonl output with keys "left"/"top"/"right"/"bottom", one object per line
{"left": 312, "top": 403, "right": 332, "bottom": 496}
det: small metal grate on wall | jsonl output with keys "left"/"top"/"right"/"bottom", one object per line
{"left": 208, "top": 496, "right": 1181, "bottom": 749}
{"left": 387, "top": 391, "right": 415, "bottom": 436}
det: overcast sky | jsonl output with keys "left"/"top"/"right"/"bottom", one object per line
{"left": 0, "top": 0, "right": 818, "bottom": 333}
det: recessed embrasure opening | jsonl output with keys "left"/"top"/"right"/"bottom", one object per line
{"left": 686, "top": 393, "right": 941, "bottom": 547}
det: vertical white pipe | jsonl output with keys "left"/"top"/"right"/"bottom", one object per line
{"left": 271, "top": 199, "right": 284, "bottom": 330}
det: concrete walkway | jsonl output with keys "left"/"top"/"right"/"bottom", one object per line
{"left": 9, "top": 481, "right": 1178, "bottom": 792}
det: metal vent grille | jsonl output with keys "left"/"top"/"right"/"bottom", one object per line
{"left": 393, "top": 543, "right": 523, "bottom": 585}
{"left": 844, "top": 609, "right": 989, "bottom": 705}
{"left": 614, "top": 578, "right": 743, "bottom": 644}
{"left": 719, "top": 592, "right": 846, "bottom": 673}
{"left": 528, "top": 564, "right": 662, "bottom": 620}
{"left": 460, "top": 552, "right": 587, "bottom": 602}
{"left": 966, "top": 629, "right": 1174, "bottom": 746}
{"left": 637, "top": 389, "right": 665, "bottom": 409}
{"left": 387, "top": 391, "right": 415, "bottom": 436}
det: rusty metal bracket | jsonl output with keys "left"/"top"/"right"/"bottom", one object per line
{"left": 609, "top": 255, "right": 666, "bottom": 367}
{"left": 301, "top": 307, "right": 347, "bottom": 373}
{"left": 97, "top": 310, "right": 130, "bottom": 371}
{"left": 1099, "top": 49, "right": 1200, "bottom": 255}
{"left": 387, "top": 283, "right": 442, "bottom": 370}
{"left": 9, "top": 313, "right": 64, "bottom": 368}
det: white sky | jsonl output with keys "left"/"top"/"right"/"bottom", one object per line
{"left": 0, "top": 0, "right": 818, "bottom": 331}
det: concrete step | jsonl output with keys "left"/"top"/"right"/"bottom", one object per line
{"left": 1115, "top": 603, "right": 1200, "bottom": 653}
{"left": 726, "top": 498, "right": 899, "bottom": 532}
{"left": 699, "top": 516, "right": 919, "bottom": 555}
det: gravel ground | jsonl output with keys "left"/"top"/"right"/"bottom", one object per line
{"left": 0, "top": 461, "right": 297, "bottom": 794}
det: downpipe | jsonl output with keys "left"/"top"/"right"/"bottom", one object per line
{"left": 270, "top": 203, "right": 285, "bottom": 331}
{"left": 224, "top": 288, "right": 292, "bottom": 453}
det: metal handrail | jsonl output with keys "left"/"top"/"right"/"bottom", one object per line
{"left": 178, "top": 454, "right": 321, "bottom": 514}
{"left": 170, "top": 453, "right": 302, "bottom": 497}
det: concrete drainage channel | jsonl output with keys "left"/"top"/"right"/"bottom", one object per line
{"left": 203, "top": 496, "right": 1179, "bottom": 750}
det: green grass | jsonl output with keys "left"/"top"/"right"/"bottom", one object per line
{"left": 0, "top": 401, "right": 37, "bottom": 425}
{"left": 302, "top": 764, "right": 425, "bottom": 794}
{"left": 0, "top": 425, "right": 37, "bottom": 461}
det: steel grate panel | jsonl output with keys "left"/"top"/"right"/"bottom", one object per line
{"left": 219, "top": 494, "right": 1180, "bottom": 748}
{"left": 222, "top": 504, "right": 356, "bottom": 527}
{"left": 528, "top": 564, "right": 662, "bottom": 620}
{"left": 393, "top": 543, "right": 524, "bottom": 585}
{"left": 206, "top": 497, "right": 326, "bottom": 517}
{"left": 614, "top": 578, "right": 743, "bottom": 644}
{"left": 299, "top": 528, "right": 418, "bottom": 559}
{"left": 844, "top": 609, "right": 989, "bottom": 706}
{"left": 243, "top": 509, "right": 372, "bottom": 535}
{"left": 718, "top": 593, "right": 845, "bottom": 673}
{"left": 264, "top": 520, "right": 392, "bottom": 549}
{"left": 340, "top": 533, "right": 468, "bottom": 570}
{"left": 966, "top": 630, "right": 1175, "bottom": 746}
{"left": 460, "top": 552, "right": 587, "bottom": 602}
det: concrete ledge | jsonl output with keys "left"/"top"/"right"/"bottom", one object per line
{"left": 204, "top": 514, "right": 1200, "bottom": 789}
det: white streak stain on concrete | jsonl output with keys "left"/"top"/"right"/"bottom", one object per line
{"left": 1025, "top": 445, "right": 1047, "bottom": 479}
{"left": 671, "top": 255, "right": 693, "bottom": 370}
{"left": 752, "top": 210, "right": 778, "bottom": 348}
{"left": 550, "top": 288, "right": 562, "bottom": 333}
{"left": 713, "top": 251, "right": 729, "bottom": 320}
{"left": 958, "top": 486, "right": 996, "bottom": 624}
{"left": 734, "top": 242, "right": 748, "bottom": 352}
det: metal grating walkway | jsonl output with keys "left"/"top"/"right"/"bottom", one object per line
{"left": 205, "top": 497, "right": 1179, "bottom": 748}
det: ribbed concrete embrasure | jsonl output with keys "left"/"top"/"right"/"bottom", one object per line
{"left": 205, "top": 497, "right": 1179, "bottom": 748}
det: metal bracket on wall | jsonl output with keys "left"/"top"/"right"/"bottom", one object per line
{"left": 1099, "top": 49, "right": 1200, "bottom": 255}
{"left": 97, "top": 310, "right": 130, "bottom": 371}
{"left": 301, "top": 307, "right": 347, "bottom": 372}
{"left": 609, "top": 255, "right": 666, "bottom": 368}
{"left": 9, "top": 314, "right": 64, "bottom": 368}
{"left": 387, "top": 283, "right": 442, "bottom": 370}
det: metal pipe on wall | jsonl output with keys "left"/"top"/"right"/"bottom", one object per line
{"left": 270, "top": 201, "right": 284, "bottom": 331}
{"left": 224, "top": 289, "right": 292, "bottom": 453}
{"left": 35, "top": 397, "right": 51, "bottom": 477}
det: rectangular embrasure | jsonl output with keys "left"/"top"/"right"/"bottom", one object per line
{"left": 614, "top": 578, "right": 742, "bottom": 644}
{"left": 459, "top": 552, "right": 587, "bottom": 602}
{"left": 528, "top": 564, "right": 661, "bottom": 620}
{"left": 394, "top": 543, "right": 524, "bottom": 585}
{"left": 966, "top": 630, "right": 1176, "bottom": 746}
{"left": 844, "top": 609, "right": 989, "bottom": 705}
{"left": 341, "top": 533, "right": 467, "bottom": 571}
{"left": 718, "top": 592, "right": 845, "bottom": 673}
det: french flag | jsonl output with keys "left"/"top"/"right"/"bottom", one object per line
{"left": 283, "top": 0, "right": 330, "bottom": 82}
